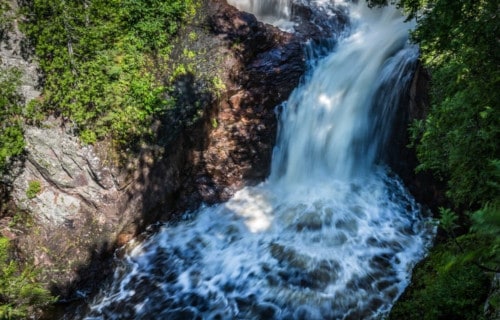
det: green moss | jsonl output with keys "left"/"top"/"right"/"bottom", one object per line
{"left": 25, "top": 180, "right": 41, "bottom": 199}
{"left": 211, "top": 76, "right": 226, "bottom": 97}
{"left": 211, "top": 118, "right": 218, "bottom": 129}
{"left": 183, "top": 48, "right": 196, "bottom": 59}
{"left": 80, "top": 130, "right": 97, "bottom": 145}
{"left": 188, "top": 31, "right": 198, "bottom": 41}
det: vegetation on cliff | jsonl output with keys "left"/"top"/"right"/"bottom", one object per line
{"left": 0, "top": 0, "right": 26, "bottom": 174}
{"left": 0, "top": 67, "right": 24, "bottom": 175}
{"left": 0, "top": 236, "right": 54, "bottom": 319}
{"left": 369, "top": 0, "right": 499, "bottom": 318}
{"left": 20, "top": 0, "right": 199, "bottom": 152}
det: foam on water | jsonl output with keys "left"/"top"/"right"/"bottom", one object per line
{"left": 84, "top": 2, "right": 434, "bottom": 319}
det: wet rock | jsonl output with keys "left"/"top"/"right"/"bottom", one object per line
{"left": 291, "top": 1, "right": 349, "bottom": 41}
{"left": 387, "top": 62, "right": 447, "bottom": 211}
{"left": 293, "top": 305, "right": 323, "bottom": 320}
{"left": 160, "top": 307, "right": 201, "bottom": 320}
{"left": 270, "top": 243, "right": 309, "bottom": 269}
{"left": 295, "top": 212, "right": 324, "bottom": 231}
{"left": 485, "top": 273, "right": 500, "bottom": 320}
{"left": 369, "top": 253, "right": 394, "bottom": 270}
{"left": 253, "top": 302, "right": 281, "bottom": 319}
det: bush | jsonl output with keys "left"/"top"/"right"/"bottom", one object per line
{"left": 0, "top": 67, "right": 25, "bottom": 175}
{"left": 0, "top": 237, "right": 55, "bottom": 319}
{"left": 389, "top": 240, "right": 491, "bottom": 320}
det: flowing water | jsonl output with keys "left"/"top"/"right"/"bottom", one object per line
{"left": 84, "top": 2, "right": 434, "bottom": 319}
{"left": 227, "top": 0, "right": 294, "bottom": 30}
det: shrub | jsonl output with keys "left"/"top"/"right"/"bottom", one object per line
{"left": 0, "top": 68, "right": 25, "bottom": 174}
{"left": 389, "top": 240, "right": 491, "bottom": 320}
{"left": 0, "top": 237, "right": 55, "bottom": 319}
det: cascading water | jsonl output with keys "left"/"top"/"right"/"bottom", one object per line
{"left": 227, "top": 0, "right": 294, "bottom": 30}
{"left": 84, "top": 2, "right": 434, "bottom": 320}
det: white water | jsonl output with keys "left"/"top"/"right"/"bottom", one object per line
{"left": 226, "top": 0, "right": 348, "bottom": 31}
{"left": 85, "top": 2, "right": 434, "bottom": 320}
{"left": 227, "top": 0, "right": 295, "bottom": 30}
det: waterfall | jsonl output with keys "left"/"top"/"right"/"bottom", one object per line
{"left": 270, "top": 4, "right": 418, "bottom": 182}
{"left": 227, "top": 0, "right": 294, "bottom": 30}
{"left": 84, "top": 2, "right": 434, "bottom": 320}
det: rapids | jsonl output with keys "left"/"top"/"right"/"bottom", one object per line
{"left": 84, "top": 1, "right": 434, "bottom": 319}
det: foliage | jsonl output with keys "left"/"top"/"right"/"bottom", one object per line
{"left": 389, "top": 239, "right": 491, "bottom": 320}
{"left": 409, "top": 0, "right": 498, "bottom": 206}
{"left": 0, "top": 68, "right": 25, "bottom": 175}
{"left": 469, "top": 202, "right": 500, "bottom": 271}
{"left": 392, "top": 200, "right": 498, "bottom": 319}
{"left": 0, "top": 237, "right": 55, "bottom": 319}
{"left": 25, "top": 180, "right": 41, "bottom": 199}
{"left": 121, "top": 0, "right": 196, "bottom": 53}
{"left": 20, "top": 0, "right": 197, "bottom": 154}
{"left": 390, "top": 156, "right": 500, "bottom": 318}
{"left": 438, "top": 207, "right": 458, "bottom": 233}
{"left": 369, "top": 1, "right": 499, "bottom": 207}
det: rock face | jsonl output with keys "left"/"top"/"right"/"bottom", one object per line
{"left": 0, "top": 0, "right": 124, "bottom": 298}
{"left": 485, "top": 273, "right": 500, "bottom": 320}
{"left": 2, "top": 0, "right": 350, "bottom": 305}
{"left": 11, "top": 121, "right": 124, "bottom": 295}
